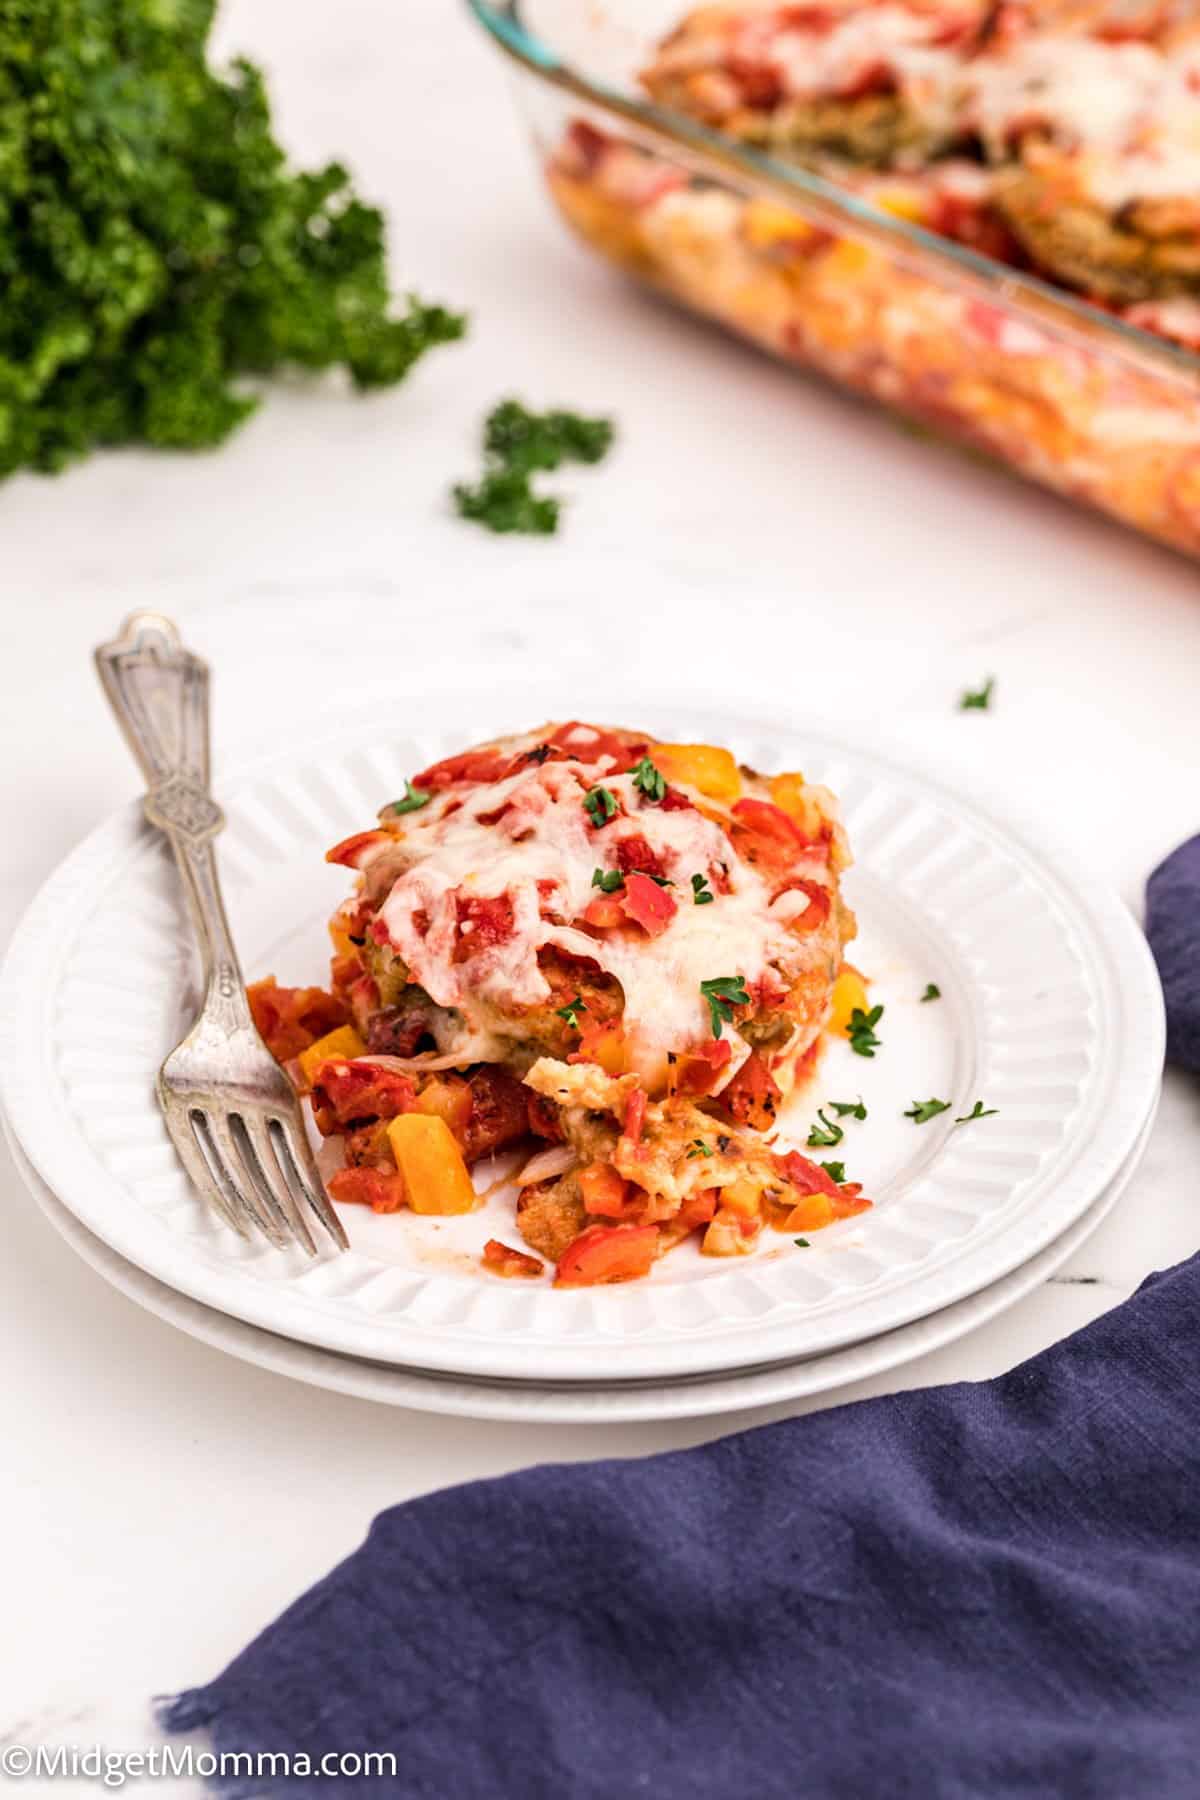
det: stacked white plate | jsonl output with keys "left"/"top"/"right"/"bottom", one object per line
{"left": 0, "top": 694, "right": 1165, "bottom": 1422}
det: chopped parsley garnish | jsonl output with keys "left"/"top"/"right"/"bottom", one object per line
{"left": 647, "top": 873, "right": 673, "bottom": 888}
{"left": 847, "top": 1005, "right": 884, "bottom": 1057}
{"left": 391, "top": 781, "right": 431, "bottom": 815}
{"left": 905, "top": 1098, "right": 952, "bottom": 1124}
{"left": 632, "top": 756, "right": 667, "bottom": 804}
{"left": 453, "top": 467, "right": 558, "bottom": 536}
{"left": 692, "top": 873, "right": 714, "bottom": 906}
{"left": 592, "top": 868, "right": 623, "bottom": 893}
{"left": 793, "top": 1237, "right": 811, "bottom": 1249}
{"left": 959, "top": 677, "right": 995, "bottom": 712}
{"left": 456, "top": 400, "right": 615, "bottom": 535}
{"left": 584, "top": 786, "right": 618, "bottom": 828}
{"left": 555, "top": 995, "right": 588, "bottom": 1030}
{"left": 920, "top": 983, "right": 942, "bottom": 1003}
{"left": 955, "top": 1100, "right": 998, "bottom": 1124}
{"left": 820, "top": 1161, "right": 846, "bottom": 1185}
{"left": 806, "top": 1109, "right": 844, "bottom": 1149}
{"left": 700, "top": 975, "right": 750, "bottom": 1039}
{"left": 686, "top": 1139, "right": 713, "bottom": 1159}
{"left": 484, "top": 400, "right": 614, "bottom": 472}
{"left": 830, "top": 1097, "right": 868, "bottom": 1120}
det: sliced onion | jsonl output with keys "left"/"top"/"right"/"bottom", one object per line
{"left": 513, "top": 1144, "right": 578, "bottom": 1187}
{"left": 356, "top": 1052, "right": 476, "bottom": 1075}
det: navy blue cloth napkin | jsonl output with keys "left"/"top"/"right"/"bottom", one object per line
{"left": 1146, "top": 832, "right": 1200, "bottom": 1072}
{"left": 161, "top": 857, "right": 1199, "bottom": 1799}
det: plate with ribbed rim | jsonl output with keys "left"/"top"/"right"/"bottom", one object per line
{"left": 0, "top": 692, "right": 1164, "bottom": 1383}
{"left": 3, "top": 1096, "right": 1154, "bottom": 1423}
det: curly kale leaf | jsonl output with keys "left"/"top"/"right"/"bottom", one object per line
{"left": 0, "top": 2, "right": 464, "bottom": 477}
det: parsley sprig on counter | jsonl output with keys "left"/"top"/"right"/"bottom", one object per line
{"left": 455, "top": 399, "right": 615, "bottom": 534}
{"left": 0, "top": 4, "right": 465, "bottom": 478}
{"left": 920, "top": 983, "right": 942, "bottom": 1003}
{"left": 829, "top": 1097, "right": 868, "bottom": 1120}
{"left": 960, "top": 677, "right": 995, "bottom": 711}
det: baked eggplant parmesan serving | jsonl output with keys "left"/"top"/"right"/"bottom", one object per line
{"left": 249, "top": 723, "right": 871, "bottom": 1286}
{"left": 639, "top": 0, "right": 1200, "bottom": 301}
{"left": 542, "top": 0, "right": 1200, "bottom": 557}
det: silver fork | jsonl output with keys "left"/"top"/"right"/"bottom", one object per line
{"left": 95, "top": 612, "right": 348, "bottom": 1257}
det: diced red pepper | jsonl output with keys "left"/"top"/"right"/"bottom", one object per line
{"left": 672, "top": 1037, "right": 733, "bottom": 1098}
{"left": 616, "top": 834, "right": 665, "bottom": 878}
{"left": 620, "top": 871, "right": 678, "bottom": 937}
{"left": 310, "top": 1060, "right": 417, "bottom": 1136}
{"left": 579, "top": 1161, "right": 635, "bottom": 1219}
{"left": 780, "top": 879, "right": 832, "bottom": 931}
{"left": 582, "top": 894, "right": 626, "bottom": 931}
{"left": 325, "top": 830, "right": 392, "bottom": 870}
{"left": 555, "top": 1224, "right": 659, "bottom": 1287}
{"left": 328, "top": 1166, "right": 408, "bottom": 1214}
{"left": 676, "top": 1188, "right": 718, "bottom": 1232}
{"left": 482, "top": 1239, "right": 545, "bottom": 1279}
{"left": 721, "top": 1052, "right": 783, "bottom": 1131}
{"left": 453, "top": 893, "right": 516, "bottom": 962}
{"left": 775, "top": 1149, "right": 844, "bottom": 1200}
{"left": 247, "top": 977, "right": 349, "bottom": 1065}
{"left": 411, "top": 747, "right": 510, "bottom": 792}
{"left": 546, "top": 722, "right": 647, "bottom": 772}
{"left": 623, "top": 1086, "right": 648, "bottom": 1145}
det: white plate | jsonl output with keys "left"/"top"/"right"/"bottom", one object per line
{"left": 0, "top": 693, "right": 1164, "bottom": 1382}
{"left": 4, "top": 1103, "right": 1153, "bottom": 1422}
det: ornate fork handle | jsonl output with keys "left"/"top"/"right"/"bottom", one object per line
{"left": 95, "top": 613, "right": 251, "bottom": 1034}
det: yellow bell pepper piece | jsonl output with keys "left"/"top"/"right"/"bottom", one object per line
{"left": 770, "top": 770, "right": 826, "bottom": 841}
{"left": 870, "top": 184, "right": 925, "bottom": 224}
{"left": 651, "top": 743, "right": 741, "bottom": 804}
{"left": 828, "top": 966, "right": 869, "bottom": 1037}
{"left": 411, "top": 1076, "right": 474, "bottom": 1137}
{"left": 297, "top": 1025, "right": 366, "bottom": 1088}
{"left": 743, "top": 198, "right": 819, "bottom": 251}
{"left": 719, "top": 1178, "right": 762, "bottom": 1221}
{"left": 328, "top": 917, "right": 360, "bottom": 958}
{"left": 386, "top": 1114, "right": 479, "bottom": 1216}
{"left": 768, "top": 771, "right": 807, "bottom": 815}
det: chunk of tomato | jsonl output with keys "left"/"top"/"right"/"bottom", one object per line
{"left": 554, "top": 1224, "right": 659, "bottom": 1287}
{"left": 620, "top": 870, "right": 678, "bottom": 937}
{"left": 327, "top": 1166, "right": 407, "bottom": 1214}
{"left": 325, "top": 830, "right": 393, "bottom": 870}
{"left": 721, "top": 1051, "right": 783, "bottom": 1130}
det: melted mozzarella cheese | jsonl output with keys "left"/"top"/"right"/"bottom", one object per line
{"left": 966, "top": 36, "right": 1161, "bottom": 158}
{"left": 769, "top": 10, "right": 965, "bottom": 103}
{"left": 365, "top": 758, "right": 829, "bottom": 1083}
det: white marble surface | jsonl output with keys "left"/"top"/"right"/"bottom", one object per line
{"left": 3, "top": 0, "right": 1200, "bottom": 1776}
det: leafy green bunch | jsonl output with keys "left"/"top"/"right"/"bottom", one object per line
{"left": 0, "top": 0, "right": 464, "bottom": 477}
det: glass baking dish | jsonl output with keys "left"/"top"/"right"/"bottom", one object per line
{"left": 467, "top": 0, "right": 1200, "bottom": 560}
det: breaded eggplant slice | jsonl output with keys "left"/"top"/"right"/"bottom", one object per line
{"left": 996, "top": 158, "right": 1200, "bottom": 301}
